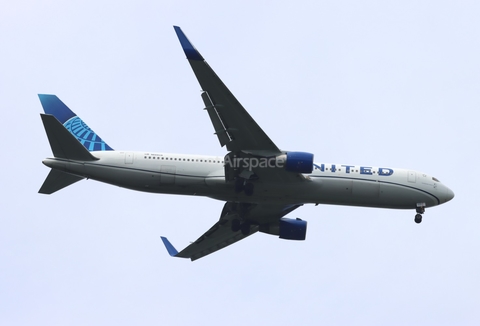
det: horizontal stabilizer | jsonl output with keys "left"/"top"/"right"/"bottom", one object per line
{"left": 41, "top": 114, "right": 98, "bottom": 161}
{"left": 39, "top": 169, "right": 84, "bottom": 194}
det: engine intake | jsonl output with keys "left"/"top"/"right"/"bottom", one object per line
{"left": 285, "top": 152, "right": 314, "bottom": 173}
{"left": 259, "top": 218, "right": 307, "bottom": 240}
{"left": 279, "top": 218, "right": 307, "bottom": 240}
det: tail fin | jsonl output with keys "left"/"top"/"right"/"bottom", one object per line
{"left": 39, "top": 114, "right": 95, "bottom": 194}
{"left": 38, "top": 94, "right": 113, "bottom": 151}
{"left": 38, "top": 94, "right": 108, "bottom": 194}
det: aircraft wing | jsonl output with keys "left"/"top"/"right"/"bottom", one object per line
{"left": 161, "top": 202, "right": 301, "bottom": 261}
{"left": 174, "top": 26, "right": 281, "bottom": 155}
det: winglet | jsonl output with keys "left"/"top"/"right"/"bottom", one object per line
{"left": 160, "top": 236, "right": 179, "bottom": 257}
{"left": 173, "top": 26, "right": 204, "bottom": 61}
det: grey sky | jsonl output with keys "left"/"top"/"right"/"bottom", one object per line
{"left": 1, "top": 1, "right": 479, "bottom": 325}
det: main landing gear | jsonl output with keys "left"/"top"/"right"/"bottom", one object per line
{"left": 227, "top": 202, "right": 254, "bottom": 235}
{"left": 234, "top": 178, "right": 254, "bottom": 196}
{"left": 231, "top": 219, "right": 251, "bottom": 235}
{"left": 414, "top": 204, "right": 425, "bottom": 224}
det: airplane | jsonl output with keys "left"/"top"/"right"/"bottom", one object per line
{"left": 38, "top": 26, "right": 454, "bottom": 261}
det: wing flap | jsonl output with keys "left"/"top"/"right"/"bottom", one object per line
{"left": 189, "top": 60, "right": 280, "bottom": 153}
{"left": 201, "top": 91, "right": 232, "bottom": 147}
{"left": 177, "top": 225, "right": 257, "bottom": 261}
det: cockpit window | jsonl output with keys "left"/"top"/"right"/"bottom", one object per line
{"left": 432, "top": 177, "right": 440, "bottom": 182}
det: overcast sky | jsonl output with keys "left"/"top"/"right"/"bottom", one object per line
{"left": 1, "top": 1, "right": 479, "bottom": 325}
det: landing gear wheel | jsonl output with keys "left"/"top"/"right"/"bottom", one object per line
{"left": 231, "top": 219, "right": 241, "bottom": 232}
{"left": 414, "top": 214, "right": 423, "bottom": 224}
{"left": 244, "top": 182, "right": 254, "bottom": 196}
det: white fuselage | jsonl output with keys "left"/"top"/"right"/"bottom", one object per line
{"left": 43, "top": 150, "right": 453, "bottom": 210}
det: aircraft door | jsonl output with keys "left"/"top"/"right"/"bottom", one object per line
{"left": 408, "top": 171, "right": 416, "bottom": 183}
{"left": 125, "top": 152, "right": 134, "bottom": 164}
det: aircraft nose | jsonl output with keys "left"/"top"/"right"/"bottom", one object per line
{"left": 444, "top": 187, "right": 455, "bottom": 203}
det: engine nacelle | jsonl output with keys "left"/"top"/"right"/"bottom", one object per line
{"left": 284, "top": 151, "right": 314, "bottom": 173}
{"left": 279, "top": 218, "right": 307, "bottom": 240}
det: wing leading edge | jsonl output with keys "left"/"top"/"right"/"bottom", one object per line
{"left": 173, "top": 26, "right": 281, "bottom": 155}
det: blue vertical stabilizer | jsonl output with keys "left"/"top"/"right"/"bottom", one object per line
{"left": 38, "top": 94, "right": 113, "bottom": 151}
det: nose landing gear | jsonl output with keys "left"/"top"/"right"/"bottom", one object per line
{"left": 414, "top": 203, "right": 425, "bottom": 224}
{"left": 414, "top": 214, "right": 423, "bottom": 224}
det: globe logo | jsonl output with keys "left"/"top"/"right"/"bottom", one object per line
{"left": 64, "top": 116, "right": 111, "bottom": 151}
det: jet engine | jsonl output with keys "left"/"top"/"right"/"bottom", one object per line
{"left": 279, "top": 218, "right": 307, "bottom": 240}
{"left": 259, "top": 218, "right": 307, "bottom": 240}
{"left": 281, "top": 152, "right": 314, "bottom": 173}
